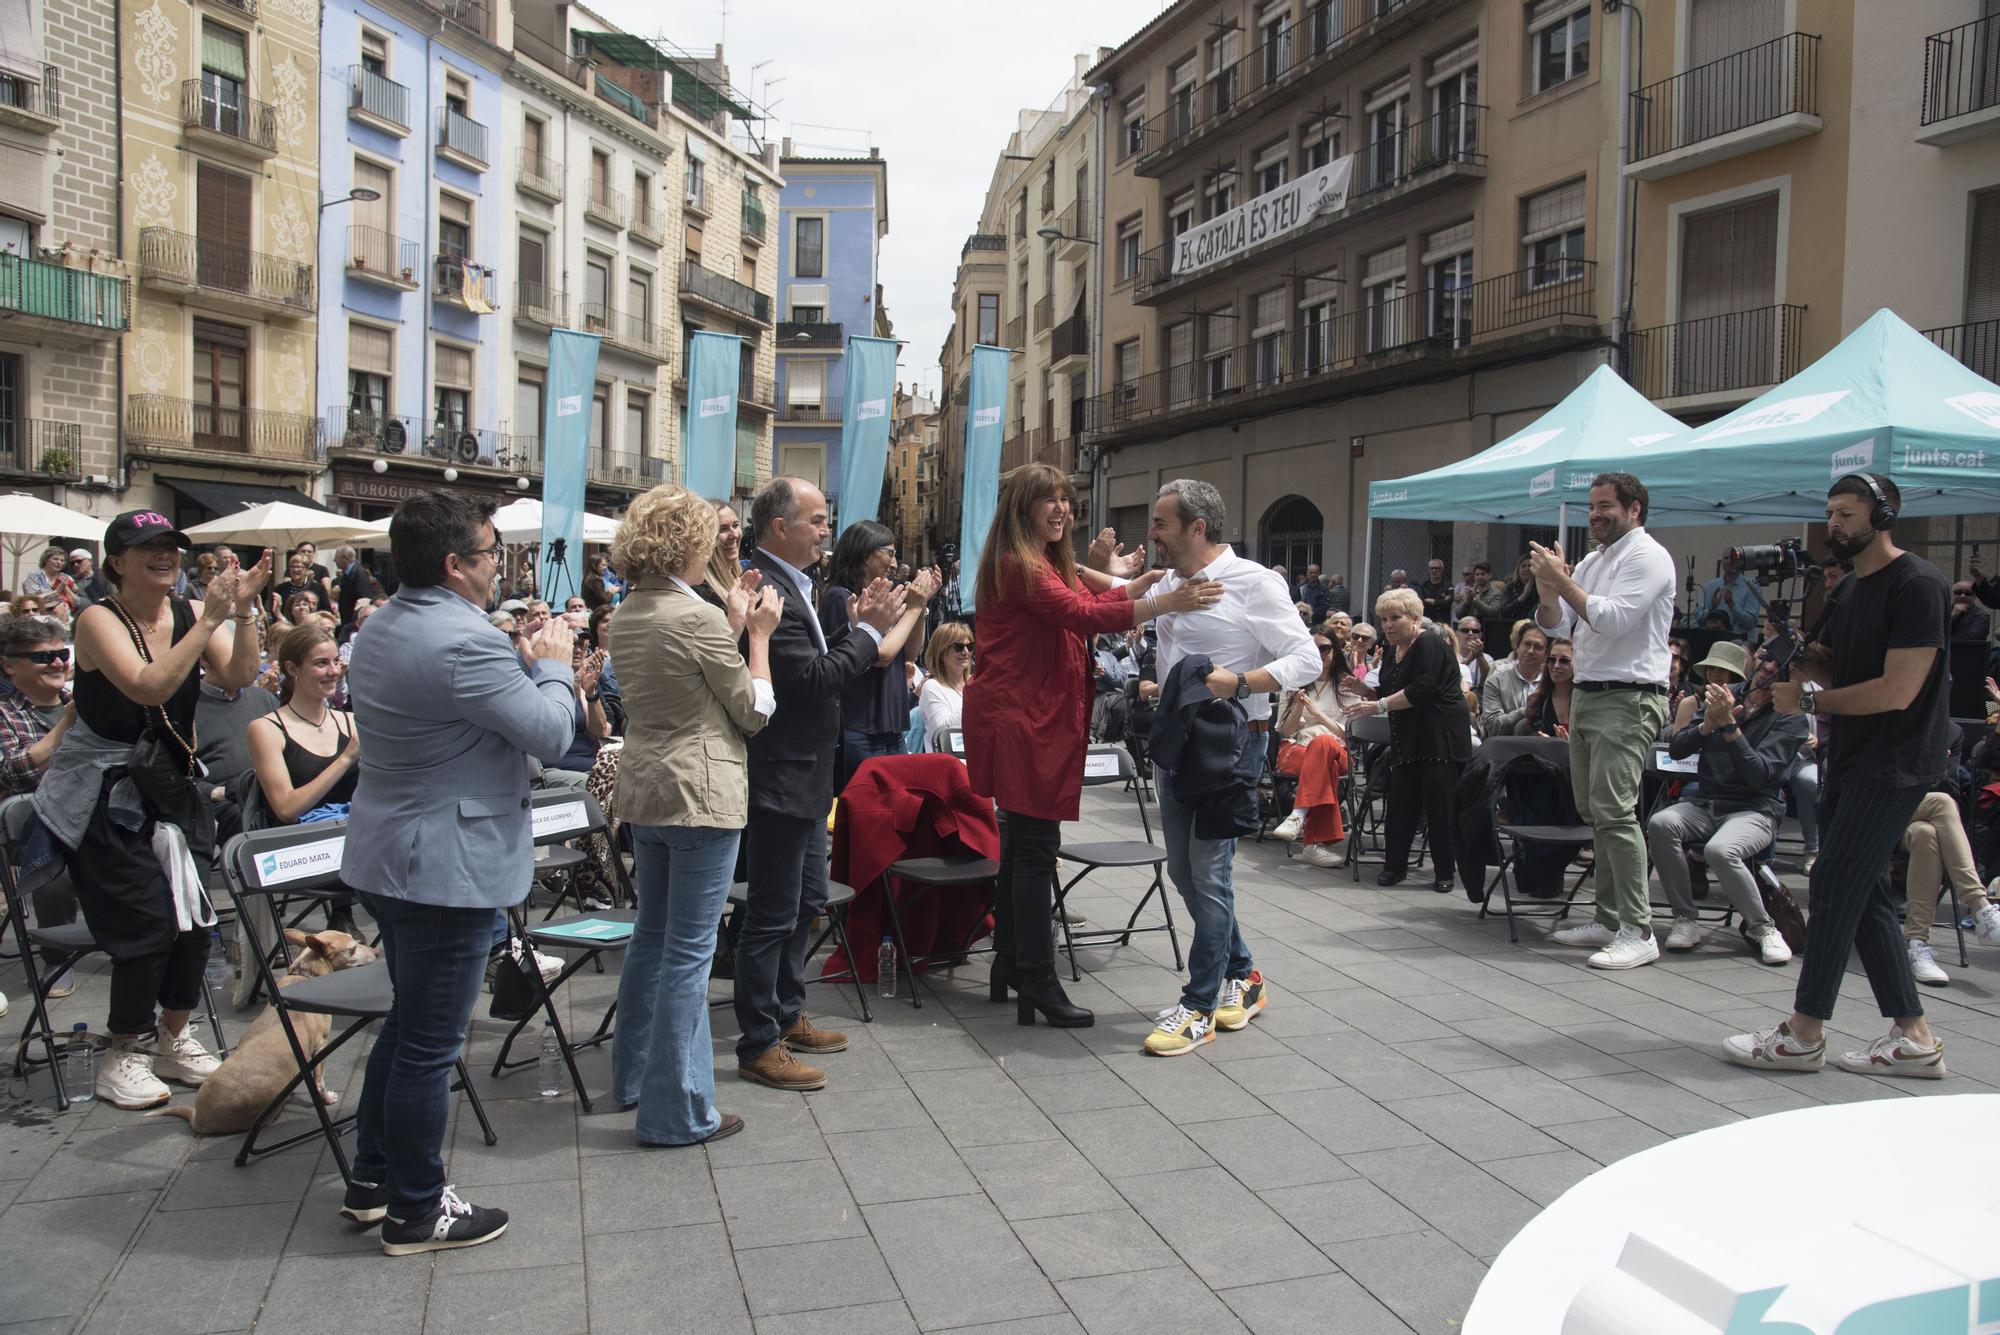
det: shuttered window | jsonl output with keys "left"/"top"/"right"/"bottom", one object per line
{"left": 1422, "top": 219, "right": 1474, "bottom": 265}
{"left": 435, "top": 343, "right": 472, "bottom": 389}
{"left": 1687, "top": 0, "right": 1781, "bottom": 68}
{"left": 1967, "top": 190, "right": 2000, "bottom": 323}
{"left": 1252, "top": 287, "right": 1288, "bottom": 336}
{"left": 0, "top": 142, "right": 48, "bottom": 222}
{"left": 1521, "top": 180, "right": 1585, "bottom": 243}
{"left": 1678, "top": 194, "right": 1777, "bottom": 322}
{"left": 1363, "top": 244, "right": 1406, "bottom": 285}
{"left": 350, "top": 323, "right": 393, "bottom": 375}
{"left": 202, "top": 22, "right": 248, "bottom": 80}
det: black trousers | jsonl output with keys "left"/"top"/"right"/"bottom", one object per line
{"left": 733, "top": 811, "right": 829, "bottom": 1061}
{"left": 1793, "top": 780, "right": 1927, "bottom": 1023}
{"left": 993, "top": 811, "right": 1061, "bottom": 972}
{"left": 66, "top": 791, "right": 211, "bottom": 1036}
{"left": 1384, "top": 761, "right": 1461, "bottom": 881}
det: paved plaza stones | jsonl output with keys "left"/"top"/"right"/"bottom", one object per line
{"left": 2, "top": 789, "right": 1995, "bottom": 1333}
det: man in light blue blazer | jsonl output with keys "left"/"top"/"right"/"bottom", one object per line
{"left": 339, "top": 490, "right": 579, "bottom": 1257}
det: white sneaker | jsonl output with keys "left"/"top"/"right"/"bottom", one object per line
{"left": 152, "top": 1023, "right": 221, "bottom": 1087}
{"left": 1907, "top": 938, "right": 1948, "bottom": 987}
{"left": 1269, "top": 812, "right": 1305, "bottom": 843}
{"left": 1551, "top": 920, "right": 1617, "bottom": 949}
{"left": 1972, "top": 901, "right": 2000, "bottom": 948}
{"left": 1588, "top": 925, "right": 1661, "bottom": 971}
{"left": 1059, "top": 906, "right": 1089, "bottom": 927}
{"left": 1663, "top": 917, "right": 1703, "bottom": 951}
{"left": 1834, "top": 1026, "right": 1947, "bottom": 1079}
{"left": 0, "top": 989, "right": 7, "bottom": 1019}
{"left": 1750, "top": 926, "right": 1792, "bottom": 966}
{"left": 1297, "top": 843, "right": 1342, "bottom": 869}
{"left": 96, "top": 1040, "right": 171, "bottom": 1109}
{"left": 1722, "top": 1022, "right": 1825, "bottom": 1073}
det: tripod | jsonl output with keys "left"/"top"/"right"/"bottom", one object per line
{"left": 541, "top": 537, "right": 576, "bottom": 605}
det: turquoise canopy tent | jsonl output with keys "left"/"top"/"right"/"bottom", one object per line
{"left": 1607, "top": 308, "right": 2000, "bottom": 524}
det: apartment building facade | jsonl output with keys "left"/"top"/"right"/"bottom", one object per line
{"left": 888, "top": 383, "right": 937, "bottom": 563}
{"left": 936, "top": 211, "right": 1008, "bottom": 557}
{"left": 317, "top": 0, "right": 514, "bottom": 521}
{"left": 1, "top": 0, "right": 131, "bottom": 507}
{"left": 120, "top": 0, "right": 323, "bottom": 522}
{"left": 1088, "top": 0, "right": 1620, "bottom": 584}
{"left": 773, "top": 146, "right": 888, "bottom": 516}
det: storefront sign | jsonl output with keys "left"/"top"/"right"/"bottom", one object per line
{"left": 1170, "top": 156, "right": 1355, "bottom": 279}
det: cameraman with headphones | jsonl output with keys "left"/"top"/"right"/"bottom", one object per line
{"left": 1725, "top": 473, "right": 1954, "bottom": 1080}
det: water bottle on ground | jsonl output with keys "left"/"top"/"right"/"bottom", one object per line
{"left": 877, "top": 936, "right": 898, "bottom": 999}
{"left": 205, "top": 929, "right": 226, "bottom": 996}
{"left": 537, "top": 1021, "right": 563, "bottom": 1098}
{"left": 66, "top": 1024, "right": 94, "bottom": 1104}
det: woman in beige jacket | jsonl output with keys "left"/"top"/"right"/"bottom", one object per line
{"left": 607, "top": 485, "right": 782, "bottom": 1147}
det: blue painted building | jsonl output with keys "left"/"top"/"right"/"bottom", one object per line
{"left": 773, "top": 147, "right": 888, "bottom": 521}
{"left": 316, "top": 0, "right": 512, "bottom": 519}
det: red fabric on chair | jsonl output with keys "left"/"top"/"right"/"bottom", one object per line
{"left": 825, "top": 754, "right": 1002, "bottom": 981}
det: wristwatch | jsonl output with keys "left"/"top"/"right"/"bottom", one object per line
{"left": 1233, "top": 676, "right": 1252, "bottom": 702}
{"left": 1799, "top": 683, "right": 1821, "bottom": 716}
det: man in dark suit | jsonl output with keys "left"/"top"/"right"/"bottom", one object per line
{"left": 736, "top": 476, "right": 902, "bottom": 1091}
{"left": 334, "top": 544, "right": 372, "bottom": 629}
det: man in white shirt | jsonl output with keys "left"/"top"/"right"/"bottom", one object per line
{"left": 1141, "top": 480, "right": 1321, "bottom": 1057}
{"left": 1531, "top": 473, "right": 1677, "bottom": 970}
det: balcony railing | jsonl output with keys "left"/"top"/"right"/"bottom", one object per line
{"left": 1922, "top": 16, "right": 2000, "bottom": 132}
{"left": 516, "top": 280, "right": 566, "bottom": 326}
{"left": 416, "top": 0, "right": 489, "bottom": 39}
{"left": 517, "top": 148, "right": 562, "bottom": 200}
{"left": 1363, "top": 102, "right": 1485, "bottom": 194}
{"left": 496, "top": 431, "right": 543, "bottom": 474}
{"left": 0, "top": 420, "right": 83, "bottom": 480}
{"left": 1086, "top": 262, "right": 1596, "bottom": 438}
{"left": 585, "top": 181, "right": 627, "bottom": 229}
{"left": 680, "top": 261, "right": 771, "bottom": 324}
{"left": 1630, "top": 33, "right": 1820, "bottom": 164}
{"left": 739, "top": 372, "right": 775, "bottom": 407}
{"left": 348, "top": 66, "right": 408, "bottom": 132}
{"left": 180, "top": 80, "right": 276, "bottom": 154}
{"left": 204, "top": 0, "right": 257, "bottom": 17}
{"left": 778, "top": 321, "right": 843, "bottom": 348}
{"left": 580, "top": 301, "right": 665, "bottom": 358}
{"left": 511, "top": 26, "right": 588, "bottom": 87}
{"left": 1625, "top": 304, "right": 1803, "bottom": 402}
{"left": 962, "top": 234, "right": 1006, "bottom": 258}
{"left": 138, "top": 228, "right": 315, "bottom": 313}
{"left": 1923, "top": 317, "right": 2000, "bottom": 382}
{"left": 778, "top": 393, "right": 843, "bottom": 423}
{"left": 344, "top": 226, "right": 419, "bottom": 285}
{"left": 128, "top": 395, "right": 322, "bottom": 463}
{"left": 1005, "top": 314, "right": 1025, "bottom": 347}
{"left": 437, "top": 106, "right": 488, "bottom": 166}
{"left": 329, "top": 410, "right": 418, "bottom": 457}
{"left": 1051, "top": 309, "right": 1089, "bottom": 364}
{"left": 742, "top": 197, "right": 767, "bottom": 240}
{"left": 0, "top": 62, "right": 60, "bottom": 125}
{"left": 591, "top": 449, "right": 643, "bottom": 486}
{"left": 0, "top": 253, "right": 130, "bottom": 333}
{"left": 630, "top": 195, "right": 663, "bottom": 242}
{"left": 1001, "top": 426, "right": 1065, "bottom": 474}
{"left": 1032, "top": 293, "right": 1053, "bottom": 334}
{"left": 1048, "top": 194, "right": 1091, "bottom": 246}
{"left": 432, "top": 256, "right": 493, "bottom": 309}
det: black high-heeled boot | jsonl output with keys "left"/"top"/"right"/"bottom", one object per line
{"left": 989, "top": 955, "right": 1016, "bottom": 1003}
{"left": 1014, "top": 968, "right": 1094, "bottom": 1028}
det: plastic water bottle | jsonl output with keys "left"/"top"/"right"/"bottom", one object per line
{"left": 205, "top": 930, "right": 227, "bottom": 992}
{"left": 537, "top": 1022, "right": 563, "bottom": 1098}
{"left": 876, "top": 936, "right": 898, "bottom": 999}
{"left": 66, "top": 1024, "right": 94, "bottom": 1104}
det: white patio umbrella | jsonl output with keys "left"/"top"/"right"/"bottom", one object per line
{"left": 0, "top": 492, "right": 107, "bottom": 588}
{"left": 180, "top": 502, "right": 383, "bottom": 554}
{"left": 489, "top": 498, "right": 620, "bottom": 545}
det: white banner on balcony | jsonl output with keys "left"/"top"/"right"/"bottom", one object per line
{"left": 1169, "top": 155, "right": 1354, "bottom": 279}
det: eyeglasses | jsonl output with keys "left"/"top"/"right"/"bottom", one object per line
{"left": 7, "top": 649, "right": 71, "bottom": 666}
{"left": 950, "top": 643, "right": 973, "bottom": 654}
{"left": 459, "top": 542, "right": 503, "bottom": 563}
{"left": 1458, "top": 626, "right": 1482, "bottom": 635}
{"left": 1550, "top": 656, "right": 1574, "bottom": 665}
{"left": 1954, "top": 588, "right": 1974, "bottom": 597}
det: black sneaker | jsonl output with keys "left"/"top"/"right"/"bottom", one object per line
{"left": 379, "top": 1186, "right": 508, "bottom": 1256}
{"left": 339, "top": 1178, "right": 388, "bottom": 1225}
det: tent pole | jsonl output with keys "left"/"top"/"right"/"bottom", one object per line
{"left": 1557, "top": 501, "right": 1568, "bottom": 561}
{"left": 1360, "top": 518, "right": 1374, "bottom": 614}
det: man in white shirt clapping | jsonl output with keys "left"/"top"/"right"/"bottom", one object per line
{"left": 1531, "top": 474, "right": 1677, "bottom": 970}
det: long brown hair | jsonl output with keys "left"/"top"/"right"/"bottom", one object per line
{"left": 274, "top": 622, "right": 336, "bottom": 706}
{"left": 1527, "top": 636, "right": 1574, "bottom": 731}
{"left": 975, "top": 463, "right": 1078, "bottom": 608}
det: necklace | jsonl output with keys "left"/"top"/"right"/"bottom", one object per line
{"left": 285, "top": 700, "right": 330, "bottom": 730}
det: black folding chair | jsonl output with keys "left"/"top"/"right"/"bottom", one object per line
{"left": 222, "top": 825, "right": 496, "bottom": 1185}
{"left": 1054, "top": 745, "right": 1181, "bottom": 980}
{"left": 1343, "top": 713, "right": 1397, "bottom": 880}
{"left": 1, "top": 796, "right": 102, "bottom": 1110}
{"left": 721, "top": 879, "right": 874, "bottom": 1022}
{"left": 937, "top": 727, "right": 966, "bottom": 759}
{"left": 1476, "top": 738, "right": 1593, "bottom": 943}
{"left": 491, "top": 789, "right": 635, "bottom": 1110}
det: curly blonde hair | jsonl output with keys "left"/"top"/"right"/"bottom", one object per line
{"left": 611, "top": 485, "right": 717, "bottom": 584}
{"left": 1374, "top": 587, "right": 1423, "bottom": 623}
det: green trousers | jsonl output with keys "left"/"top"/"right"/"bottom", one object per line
{"left": 1569, "top": 687, "right": 1669, "bottom": 930}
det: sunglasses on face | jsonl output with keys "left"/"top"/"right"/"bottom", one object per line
{"left": 1458, "top": 626, "right": 1481, "bottom": 636}
{"left": 950, "top": 643, "right": 972, "bottom": 654}
{"left": 1550, "top": 656, "right": 1574, "bottom": 665}
{"left": 8, "top": 649, "right": 71, "bottom": 666}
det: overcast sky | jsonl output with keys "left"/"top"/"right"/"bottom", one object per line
{"left": 592, "top": 0, "right": 1172, "bottom": 397}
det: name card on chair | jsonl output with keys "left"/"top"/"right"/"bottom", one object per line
{"left": 532, "top": 799, "right": 590, "bottom": 840}
{"left": 1654, "top": 751, "right": 1699, "bottom": 775}
{"left": 1083, "top": 752, "right": 1121, "bottom": 779}
{"left": 252, "top": 836, "right": 346, "bottom": 888}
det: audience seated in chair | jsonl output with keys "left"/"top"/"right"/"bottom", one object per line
{"left": 1899, "top": 790, "right": 2000, "bottom": 986}
{"left": 1270, "top": 634, "right": 1369, "bottom": 867}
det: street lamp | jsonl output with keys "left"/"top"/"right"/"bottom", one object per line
{"left": 1036, "top": 225, "right": 1095, "bottom": 244}
{"left": 320, "top": 187, "right": 382, "bottom": 214}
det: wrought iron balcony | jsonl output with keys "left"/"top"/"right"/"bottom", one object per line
{"left": 1005, "top": 314, "right": 1025, "bottom": 348}
{"left": 181, "top": 80, "right": 276, "bottom": 158}
{"left": 1922, "top": 317, "right": 2000, "bottom": 382}
{"left": 1625, "top": 304, "right": 1804, "bottom": 403}
{"left": 580, "top": 301, "right": 666, "bottom": 360}
{"left": 778, "top": 392, "right": 843, "bottom": 423}
{"left": 328, "top": 410, "right": 419, "bottom": 457}
{"left": 0, "top": 62, "right": 60, "bottom": 131}
{"left": 345, "top": 226, "right": 420, "bottom": 289}
{"left": 0, "top": 420, "right": 83, "bottom": 481}
{"left": 515, "top": 280, "right": 566, "bottom": 328}
{"left": 1033, "top": 293, "right": 1053, "bottom": 335}
{"left": 436, "top": 106, "right": 488, "bottom": 168}
{"left": 0, "top": 252, "right": 130, "bottom": 339}
{"left": 432, "top": 256, "right": 494, "bottom": 311}
{"left": 128, "top": 395, "right": 323, "bottom": 464}
{"left": 1920, "top": 15, "right": 2000, "bottom": 144}
{"left": 1628, "top": 33, "right": 1821, "bottom": 178}
{"left": 779, "top": 321, "right": 843, "bottom": 348}
{"left": 416, "top": 0, "right": 490, "bottom": 40}
{"left": 679, "top": 261, "right": 772, "bottom": 324}
{"left": 511, "top": 27, "right": 588, "bottom": 88}
{"left": 348, "top": 66, "right": 409, "bottom": 134}
{"left": 496, "top": 431, "right": 544, "bottom": 474}
{"left": 738, "top": 373, "right": 776, "bottom": 412}
{"left": 630, "top": 195, "right": 664, "bottom": 245}
{"left": 517, "top": 148, "right": 562, "bottom": 202}
{"left": 1047, "top": 194, "right": 1091, "bottom": 256}
{"left": 1051, "top": 310, "right": 1089, "bottom": 368}
{"left": 585, "top": 181, "right": 627, "bottom": 230}
{"left": 591, "top": 449, "right": 643, "bottom": 487}
{"left": 742, "top": 197, "right": 767, "bottom": 241}
{"left": 961, "top": 234, "right": 1006, "bottom": 258}
{"left": 138, "top": 228, "right": 315, "bottom": 316}
{"left": 201, "top": 0, "right": 257, "bottom": 17}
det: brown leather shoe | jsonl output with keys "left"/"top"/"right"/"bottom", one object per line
{"left": 781, "top": 1013, "right": 849, "bottom": 1054}
{"left": 737, "top": 1044, "right": 827, "bottom": 1091}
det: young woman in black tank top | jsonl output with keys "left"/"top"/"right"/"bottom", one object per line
{"left": 67, "top": 512, "right": 270, "bottom": 1110}
{"left": 247, "top": 623, "right": 360, "bottom": 823}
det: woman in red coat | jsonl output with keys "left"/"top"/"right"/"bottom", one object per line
{"left": 964, "top": 462, "right": 1217, "bottom": 1026}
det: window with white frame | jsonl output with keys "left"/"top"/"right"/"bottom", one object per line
{"left": 1253, "top": 138, "right": 1289, "bottom": 196}
{"left": 1166, "top": 320, "right": 1195, "bottom": 403}
{"left": 1427, "top": 39, "right": 1478, "bottom": 155}
{"left": 794, "top": 216, "right": 824, "bottom": 278}
{"left": 1117, "top": 215, "right": 1142, "bottom": 280}
{"left": 1209, "top": 28, "right": 1240, "bottom": 115}
{"left": 1423, "top": 220, "right": 1474, "bottom": 346}
{"left": 434, "top": 341, "right": 472, "bottom": 436}
{"left": 1528, "top": 0, "right": 1590, "bottom": 94}
{"left": 626, "top": 388, "right": 649, "bottom": 457}
{"left": 1259, "top": 1, "right": 1292, "bottom": 86}
{"left": 684, "top": 136, "right": 708, "bottom": 210}
{"left": 1300, "top": 117, "right": 1340, "bottom": 172}
{"left": 1168, "top": 190, "right": 1196, "bottom": 239}
{"left": 1203, "top": 170, "right": 1236, "bottom": 221}
{"left": 1299, "top": 280, "right": 1338, "bottom": 373}
{"left": 1204, "top": 308, "right": 1236, "bottom": 397}
{"left": 1366, "top": 79, "right": 1410, "bottom": 190}
{"left": 1362, "top": 245, "right": 1407, "bottom": 351}
{"left": 348, "top": 322, "right": 392, "bottom": 429}
{"left": 1169, "top": 56, "right": 1199, "bottom": 138}
{"left": 1521, "top": 178, "right": 1585, "bottom": 286}
{"left": 788, "top": 358, "right": 825, "bottom": 411}
{"left": 1251, "top": 287, "right": 1288, "bottom": 386}
{"left": 359, "top": 27, "right": 389, "bottom": 76}
{"left": 1114, "top": 338, "right": 1141, "bottom": 406}
{"left": 1121, "top": 93, "right": 1147, "bottom": 159}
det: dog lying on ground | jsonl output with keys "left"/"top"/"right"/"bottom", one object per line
{"left": 151, "top": 928, "right": 379, "bottom": 1135}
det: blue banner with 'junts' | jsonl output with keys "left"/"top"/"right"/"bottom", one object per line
{"left": 540, "top": 328, "right": 601, "bottom": 602}
{"left": 683, "top": 330, "right": 744, "bottom": 501}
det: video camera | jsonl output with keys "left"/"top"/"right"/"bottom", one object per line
{"left": 1728, "top": 537, "right": 1821, "bottom": 586}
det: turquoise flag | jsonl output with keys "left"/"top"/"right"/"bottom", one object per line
{"left": 683, "top": 330, "right": 743, "bottom": 500}
{"left": 835, "top": 334, "right": 899, "bottom": 534}
{"left": 958, "top": 344, "right": 1010, "bottom": 611}
{"left": 540, "top": 328, "right": 601, "bottom": 602}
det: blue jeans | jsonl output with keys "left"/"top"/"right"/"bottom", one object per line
{"left": 1156, "top": 764, "right": 1254, "bottom": 1014}
{"left": 611, "top": 823, "right": 740, "bottom": 1145}
{"left": 352, "top": 893, "right": 493, "bottom": 1221}
{"left": 733, "top": 813, "right": 828, "bottom": 1062}
{"left": 839, "top": 728, "right": 905, "bottom": 791}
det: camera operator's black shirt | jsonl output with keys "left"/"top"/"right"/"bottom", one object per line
{"left": 1814, "top": 552, "right": 1949, "bottom": 789}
